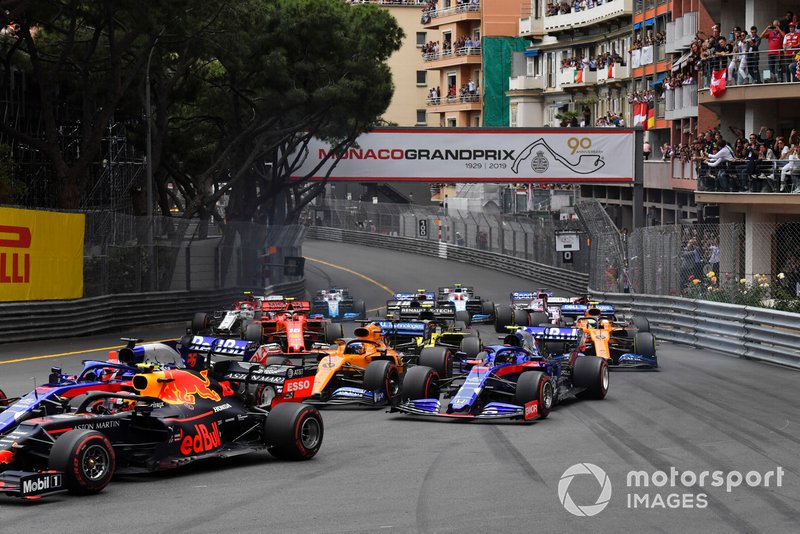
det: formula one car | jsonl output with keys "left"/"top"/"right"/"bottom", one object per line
{"left": 571, "top": 313, "right": 657, "bottom": 368}
{"left": 310, "top": 288, "right": 366, "bottom": 321}
{"left": 494, "top": 290, "right": 586, "bottom": 332}
{"left": 191, "top": 292, "right": 265, "bottom": 337}
{"left": 378, "top": 319, "right": 483, "bottom": 371}
{"left": 0, "top": 365, "right": 323, "bottom": 499}
{"left": 437, "top": 284, "right": 495, "bottom": 324}
{"left": 392, "top": 326, "right": 609, "bottom": 421}
{"left": 0, "top": 339, "right": 185, "bottom": 436}
{"left": 385, "top": 290, "right": 442, "bottom": 320}
{"left": 242, "top": 297, "right": 344, "bottom": 351}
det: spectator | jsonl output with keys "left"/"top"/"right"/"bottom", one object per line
{"left": 455, "top": 232, "right": 465, "bottom": 247}
{"left": 643, "top": 140, "right": 652, "bottom": 160}
{"left": 762, "top": 21, "right": 786, "bottom": 82}
{"left": 745, "top": 26, "right": 762, "bottom": 83}
{"left": 780, "top": 144, "right": 800, "bottom": 192}
{"left": 704, "top": 139, "right": 736, "bottom": 191}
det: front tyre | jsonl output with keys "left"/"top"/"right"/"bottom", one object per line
{"left": 49, "top": 430, "right": 116, "bottom": 494}
{"left": 573, "top": 356, "right": 609, "bottom": 400}
{"left": 244, "top": 323, "right": 263, "bottom": 343}
{"left": 324, "top": 322, "right": 344, "bottom": 344}
{"left": 264, "top": 403, "right": 323, "bottom": 460}
{"left": 515, "top": 371, "right": 553, "bottom": 419}
{"left": 495, "top": 305, "right": 514, "bottom": 333}
{"left": 401, "top": 366, "right": 439, "bottom": 401}
{"left": 363, "top": 360, "right": 400, "bottom": 401}
{"left": 419, "top": 346, "right": 452, "bottom": 379}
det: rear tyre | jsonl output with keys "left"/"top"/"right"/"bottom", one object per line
{"left": 481, "top": 300, "right": 495, "bottom": 316}
{"left": 455, "top": 310, "right": 470, "bottom": 325}
{"left": 494, "top": 305, "right": 513, "bottom": 333}
{"left": 49, "top": 430, "right": 116, "bottom": 494}
{"left": 401, "top": 365, "right": 439, "bottom": 401}
{"left": 363, "top": 360, "right": 400, "bottom": 401}
{"left": 573, "top": 356, "right": 609, "bottom": 400}
{"left": 513, "top": 309, "right": 530, "bottom": 326}
{"left": 191, "top": 312, "right": 209, "bottom": 334}
{"left": 419, "top": 347, "right": 452, "bottom": 379}
{"left": 244, "top": 323, "right": 263, "bottom": 343}
{"left": 514, "top": 371, "right": 553, "bottom": 419}
{"left": 264, "top": 403, "right": 323, "bottom": 460}
{"left": 459, "top": 336, "right": 482, "bottom": 359}
{"left": 632, "top": 316, "right": 650, "bottom": 333}
{"left": 324, "top": 322, "right": 344, "bottom": 344}
{"left": 528, "top": 312, "right": 550, "bottom": 326}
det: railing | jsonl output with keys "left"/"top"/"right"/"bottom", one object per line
{"left": 0, "top": 279, "right": 305, "bottom": 344}
{"left": 664, "top": 84, "right": 698, "bottom": 120}
{"left": 695, "top": 159, "right": 800, "bottom": 193}
{"left": 423, "top": 1, "right": 480, "bottom": 22}
{"left": 698, "top": 48, "right": 800, "bottom": 90}
{"left": 426, "top": 94, "right": 481, "bottom": 106}
{"left": 558, "top": 67, "right": 598, "bottom": 87}
{"left": 665, "top": 12, "right": 698, "bottom": 53}
{"left": 422, "top": 46, "right": 481, "bottom": 62}
{"left": 509, "top": 75, "right": 546, "bottom": 91}
{"left": 543, "top": 0, "right": 632, "bottom": 33}
{"left": 595, "top": 63, "right": 629, "bottom": 84}
{"left": 592, "top": 291, "right": 800, "bottom": 369}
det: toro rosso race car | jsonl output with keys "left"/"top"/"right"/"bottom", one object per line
{"left": 392, "top": 326, "right": 609, "bottom": 422}
{"left": 311, "top": 288, "right": 366, "bottom": 321}
{"left": 437, "top": 284, "right": 495, "bottom": 324}
{"left": 191, "top": 292, "right": 265, "bottom": 337}
{"left": 0, "top": 364, "right": 323, "bottom": 499}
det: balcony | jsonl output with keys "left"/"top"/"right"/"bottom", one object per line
{"left": 665, "top": 12, "right": 698, "bottom": 53}
{"left": 422, "top": 1, "right": 480, "bottom": 28}
{"left": 595, "top": 63, "right": 630, "bottom": 84}
{"left": 426, "top": 94, "right": 482, "bottom": 111}
{"left": 664, "top": 84, "right": 698, "bottom": 120}
{"left": 519, "top": 16, "right": 544, "bottom": 38}
{"left": 508, "top": 75, "right": 546, "bottom": 91}
{"left": 542, "top": 0, "right": 633, "bottom": 34}
{"left": 558, "top": 67, "right": 597, "bottom": 88}
{"left": 422, "top": 46, "right": 481, "bottom": 68}
{"left": 697, "top": 50, "right": 800, "bottom": 106}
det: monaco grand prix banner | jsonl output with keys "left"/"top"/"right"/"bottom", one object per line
{"left": 292, "top": 128, "right": 634, "bottom": 183}
{"left": 0, "top": 207, "right": 85, "bottom": 301}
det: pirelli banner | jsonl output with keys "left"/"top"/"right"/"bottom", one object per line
{"left": 0, "top": 207, "right": 85, "bottom": 301}
{"left": 293, "top": 128, "right": 634, "bottom": 183}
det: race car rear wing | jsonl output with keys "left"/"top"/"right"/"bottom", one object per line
{"left": 261, "top": 300, "right": 312, "bottom": 312}
{"left": 387, "top": 305, "right": 456, "bottom": 320}
{"left": 178, "top": 335, "right": 259, "bottom": 360}
{"left": 560, "top": 303, "right": 614, "bottom": 317}
{"left": 521, "top": 326, "right": 583, "bottom": 341}
{"left": 375, "top": 321, "right": 430, "bottom": 337}
{"left": 438, "top": 286, "right": 475, "bottom": 295}
{"left": 392, "top": 292, "right": 436, "bottom": 302}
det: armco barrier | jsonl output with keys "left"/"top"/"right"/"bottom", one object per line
{"left": 307, "top": 227, "right": 589, "bottom": 295}
{"left": 591, "top": 290, "right": 800, "bottom": 369}
{"left": 0, "top": 279, "right": 304, "bottom": 344}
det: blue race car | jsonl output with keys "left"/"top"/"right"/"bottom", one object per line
{"left": 392, "top": 326, "right": 609, "bottom": 421}
{"left": 310, "top": 288, "right": 366, "bottom": 322}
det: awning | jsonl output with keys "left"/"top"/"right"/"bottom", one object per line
{"left": 644, "top": 18, "right": 655, "bottom": 26}
{"left": 633, "top": 22, "right": 642, "bottom": 30}
{"left": 671, "top": 50, "right": 692, "bottom": 71}
{"left": 524, "top": 49, "right": 539, "bottom": 57}
{"left": 650, "top": 72, "right": 667, "bottom": 86}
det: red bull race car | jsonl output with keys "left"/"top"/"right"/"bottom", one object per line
{"left": 0, "top": 361, "right": 323, "bottom": 500}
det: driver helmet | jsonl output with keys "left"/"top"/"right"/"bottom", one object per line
{"left": 346, "top": 342, "right": 365, "bottom": 355}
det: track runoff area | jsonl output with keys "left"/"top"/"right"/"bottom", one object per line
{"left": 1, "top": 240, "right": 798, "bottom": 534}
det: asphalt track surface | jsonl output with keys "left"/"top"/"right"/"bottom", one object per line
{"left": 1, "top": 240, "right": 799, "bottom": 534}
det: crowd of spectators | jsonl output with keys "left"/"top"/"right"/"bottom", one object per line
{"left": 421, "top": 35, "right": 480, "bottom": 59}
{"left": 426, "top": 79, "right": 479, "bottom": 104}
{"left": 630, "top": 31, "right": 666, "bottom": 51}
{"left": 546, "top": 0, "right": 615, "bottom": 16}
{"left": 559, "top": 50, "right": 624, "bottom": 71}
{"left": 595, "top": 112, "right": 626, "bottom": 127}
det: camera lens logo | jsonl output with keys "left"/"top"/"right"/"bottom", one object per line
{"left": 558, "top": 463, "right": 612, "bottom": 517}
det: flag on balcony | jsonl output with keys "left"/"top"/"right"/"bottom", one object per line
{"left": 710, "top": 68, "right": 727, "bottom": 97}
{"left": 608, "top": 64, "right": 614, "bottom": 79}
{"left": 646, "top": 100, "right": 655, "bottom": 130}
{"left": 574, "top": 69, "right": 583, "bottom": 84}
{"left": 633, "top": 102, "right": 647, "bottom": 127}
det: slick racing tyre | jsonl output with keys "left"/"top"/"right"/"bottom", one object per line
{"left": 0, "top": 388, "right": 7, "bottom": 407}
{"left": 634, "top": 332, "right": 657, "bottom": 365}
{"left": 494, "top": 305, "right": 514, "bottom": 333}
{"left": 264, "top": 403, "right": 323, "bottom": 460}
{"left": 632, "top": 316, "right": 651, "bottom": 333}
{"left": 400, "top": 366, "right": 440, "bottom": 401}
{"left": 355, "top": 300, "right": 367, "bottom": 319}
{"left": 419, "top": 347, "right": 452, "bottom": 379}
{"left": 244, "top": 323, "right": 263, "bottom": 343}
{"left": 49, "top": 430, "right": 116, "bottom": 495}
{"left": 191, "top": 312, "right": 209, "bottom": 334}
{"left": 324, "top": 322, "right": 344, "bottom": 344}
{"left": 515, "top": 371, "right": 553, "bottom": 419}
{"left": 573, "top": 356, "right": 610, "bottom": 400}
{"left": 481, "top": 300, "right": 495, "bottom": 316}
{"left": 363, "top": 360, "right": 400, "bottom": 401}
{"left": 459, "top": 336, "right": 482, "bottom": 359}
{"left": 528, "top": 312, "right": 550, "bottom": 326}
{"left": 455, "top": 310, "right": 470, "bottom": 326}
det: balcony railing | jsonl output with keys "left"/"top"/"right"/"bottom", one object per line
{"left": 595, "top": 63, "right": 630, "bottom": 83}
{"left": 426, "top": 94, "right": 481, "bottom": 106}
{"left": 558, "top": 67, "right": 598, "bottom": 87}
{"left": 422, "top": 1, "right": 480, "bottom": 24}
{"left": 665, "top": 12, "right": 698, "bottom": 53}
{"left": 543, "top": 0, "right": 633, "bottom": 33}
{"left": 509, "top": 75, "right": 546, "bottom": 91}
{"left": 422, "top": 45, "right": 481, "bottom": 62}
{"left": 664, "top": 84, "right": 698, "bottom": 120}
{"left": 698, "top": 49, "right": 800, "bottom": 91}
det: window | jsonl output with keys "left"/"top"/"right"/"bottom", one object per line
{"left": 416, "top": 109, "right": 427, "bottom": 125}
{"left": 416, "top": 71, "right": 427, "bottom": 85}
{"left": 416, "top": 32, "right": 426, "bottom": 47}
{"left": 447, "top": 118, "right": 457, "bottom": 127}
{"left": 527, "top": 57, "right": 535, "bottom": 76}
{"left": 510, "top": 104, "right": 518, "bottom": 127}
